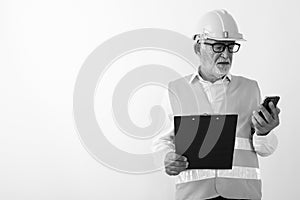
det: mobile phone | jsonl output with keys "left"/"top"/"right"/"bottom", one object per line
{"left": 258, "top": 96, "right": 280, "bottom": 121}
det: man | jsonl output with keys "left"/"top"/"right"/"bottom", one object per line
{"left": 152, "top": 9, "right": 280, "bottom": 200}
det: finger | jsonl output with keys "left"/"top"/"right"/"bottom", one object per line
{"left": 253, "top": 113, "right": 273, "bottom": 134}
{"left": 252, "top": 111, "right": 267, "bottom": 126}
{"left": 170, "top": 161, "right": 189, "bottom": 167}
{"left": 259, "top": 105, "right": 272, "bottom": 123}
{"left": 168, "top": 171, "right": 179, "bottom": 176}
{"left": 166, "top": 152, "right": 180, "bottom": 162}
{"left": 165, "top": 154, "right": 187, "bottom": 165}
{"left": 175, "top": 155, "right": 188, "bottom": 162}
{"left": 276, "top": 107, "right": 281, "bottom": 114}
{"left": 170, "top": 161, "right": 189, "bottom": 168}
{"left": 252, "top": 115, "right": 264, "bottom": 132}
{"left": 251, "top": 115, "right": 258, "bottom": 129}
{"left": 269, "top": 102, "right": 279, "bottom": 120}
{"left": 165, "top": 168, "right": 179, "bottom": 176}
{"left": 164, "top": 161, "right": 173, "bottom": 167}
{"left": 167, "top": 165, "right": 188, "bottom": 172}
{"left": 164, "top": 161, "right": 184, "bottom": 168}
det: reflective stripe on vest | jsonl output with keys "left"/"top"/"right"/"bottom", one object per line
{"left": 176, "top": 137, "right": 259, "bottom": 184}
{"left": 176, "top": 169, "right": 215, "bottom": 184}
{"left": 234, "top": 137, "right": 254, "bottom": 151}
{"left": 217, "top": 166, "right": 260, "bottom": 179}
{"left": 176, "top": 166, "right": 260, "bottom": 184}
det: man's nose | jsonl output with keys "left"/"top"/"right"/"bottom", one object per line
{"left": 221, "top": 47, "right": 231, "bottom": 58}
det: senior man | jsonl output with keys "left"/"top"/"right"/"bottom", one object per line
{"left": 152, "top": 9, "right": 280, "bottom": 200}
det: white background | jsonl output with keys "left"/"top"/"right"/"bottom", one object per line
{"left": 1, "top": 0, "right": 299, "bottom": 199}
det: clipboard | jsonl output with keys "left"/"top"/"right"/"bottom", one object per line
{"left": 174, "top": 114, "right": 238, "bottom": 169}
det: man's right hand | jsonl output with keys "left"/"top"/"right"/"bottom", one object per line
{"left": 164, "top": 152, "right": 189, "bottom": 176}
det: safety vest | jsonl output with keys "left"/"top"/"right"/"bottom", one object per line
{"left": 168, "top": 74, "right": 262, "bottom": 200}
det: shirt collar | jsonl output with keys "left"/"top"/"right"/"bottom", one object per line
{"left": 189, "top": 69, "right": 232, "bottom": 84}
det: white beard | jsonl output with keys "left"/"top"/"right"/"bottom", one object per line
{"left": 214, "top": 67, "right": 227, "bottom": 77}
{"left": 214, "top": 64, "right": 230, "bottom": 77}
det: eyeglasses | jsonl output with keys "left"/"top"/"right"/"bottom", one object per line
{"left": 203, "top": 42, "right": 241, "bottom": 53}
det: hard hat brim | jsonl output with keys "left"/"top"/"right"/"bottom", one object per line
{"left": 207, "top": 37, "right": 246, "bottom": 42}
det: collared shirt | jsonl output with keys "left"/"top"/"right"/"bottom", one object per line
{"left": 189, "top": 71, "right": 232, "bottom": 113}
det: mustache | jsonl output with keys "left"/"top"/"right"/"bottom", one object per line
{"left": 216, "top": 58, "right": 231, "bottom": 64}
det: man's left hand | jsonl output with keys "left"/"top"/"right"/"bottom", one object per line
{"left": 252, "top": 102, "right": 281, "bottom": 135}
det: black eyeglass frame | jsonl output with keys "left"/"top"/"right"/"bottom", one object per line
{"left": 203, "top": 42, "right": 241, "bottom": 53}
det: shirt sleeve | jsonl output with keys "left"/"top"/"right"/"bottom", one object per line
{"left": 151, "top": 90, "right": 175, "bottom": 167}
{"left": 252, "top": 131, "right": 278, "bottom": 157}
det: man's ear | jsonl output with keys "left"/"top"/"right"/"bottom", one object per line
{"left": 194, "top": 43, "right": 201, "bottom": 55}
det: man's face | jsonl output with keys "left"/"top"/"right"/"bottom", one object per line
{"left": 197, "top": 39, "right": 236, "bottom": 80}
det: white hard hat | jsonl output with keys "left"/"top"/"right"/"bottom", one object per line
{"left": 194, "top": 9, "right": 245, "bottom": 41}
